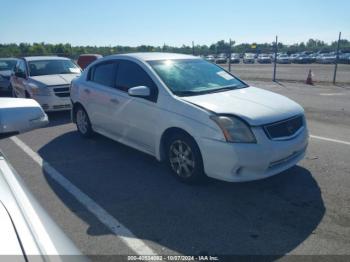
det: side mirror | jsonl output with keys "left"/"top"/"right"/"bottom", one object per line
{"left": 15, "top": 71, "right": 26, "bottom": 78}
{"left": 128, "top": 86, "right": 151, "bottom": 98}
{"left": 0, "top": 98, "right": 49, "bottom": 139}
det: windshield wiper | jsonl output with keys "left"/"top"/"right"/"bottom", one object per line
{"left": 173, "top": 90, "right": 200, "bottom": 96}
{"left": 173, "top": 85, "right": 241, "bottom": 97}
{"left": 204, "top": 86, "right": 237, "bottom": 94}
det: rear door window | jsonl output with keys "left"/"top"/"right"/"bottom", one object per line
{"left": 90, "top": 62, "right": 116, "bottom": 87}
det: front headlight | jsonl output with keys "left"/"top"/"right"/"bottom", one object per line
{"left": 210, "top": 115, "right": 257, "bottom": 143}
{"left": 29, "top": 83, "right": 51, "bottom": 96}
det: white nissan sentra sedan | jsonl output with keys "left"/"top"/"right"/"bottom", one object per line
{"left": 70, "top": 53, "right": 308, "bottom": 184}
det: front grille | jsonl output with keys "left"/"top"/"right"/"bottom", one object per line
{"left": 53, "top": 86, "right": 70, "bottom": 98}
{"left": 53, "top": 104, "right": 71, "bottom": 110}
{"left": 264, "top": 115, "right": 304, "bottom": 140}
{"left": 41, "top": 104, "right": 49, "bottom": 110}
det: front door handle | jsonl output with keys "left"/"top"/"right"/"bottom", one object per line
{"left": 84, "top": 88, "right": 91, "bottom": 94}
{"left": 110, "top": 98, "right": 119, "bottom": 104}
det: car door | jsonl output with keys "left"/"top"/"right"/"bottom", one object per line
{"left": 112, "top": 59, "right": 159, "bottom": 155}
{"left": 82, "top": 61, "right": 125, "bottom": 137}
{"left": 12, "top": 60, "right": 28, "bottom": 97}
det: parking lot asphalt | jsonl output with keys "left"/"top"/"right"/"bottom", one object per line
{"left": 0, "top": 80, "right": 350, "bottom": 259}
{"left": 223, "top": 63, "right": 350, "bottom": 84}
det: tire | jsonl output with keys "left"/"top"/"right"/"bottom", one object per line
{"left": 166, "top": 132, "right": 205, "bottom": 184}
{"left": 25, "top": 91, "right": 31, "bottom": 98}
{"left": 75, "top": 106, "right": 94, "bottom": 138}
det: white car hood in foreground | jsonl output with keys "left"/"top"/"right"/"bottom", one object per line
{"left": 0, "top": 153, "right": 83, "bottom": 257}
{"left": 181, "top": 87, "right": 304, "bottom": 126}
{"left": 31, "top": 74, "right": 79, "bottom": 86}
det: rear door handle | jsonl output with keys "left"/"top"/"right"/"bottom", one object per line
{"left": 84, "top": 88, "right": 91, "bottom": 94}
{"left": 110, "top": 98, "right": 119, "bottom": 104}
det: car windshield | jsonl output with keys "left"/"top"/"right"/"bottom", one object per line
{"left": 28, "top": 59, "right": 81, "bottom": 76}
{"left": 0, "top": 60, "right": 17, "bottom": 71}
{"left": 148, "top": 59, "right": 248, "bottom": 96}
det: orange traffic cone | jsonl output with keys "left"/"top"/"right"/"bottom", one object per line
{"left": 306, "top": 69, "right": 314, "bottom": 85}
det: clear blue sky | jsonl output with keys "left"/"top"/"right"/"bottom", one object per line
{"left": 1, "top": 0, "right": 349, "bottom": 46}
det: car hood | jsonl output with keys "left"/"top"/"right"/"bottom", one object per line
{"left": 30, "top": 74, "right": 80, "bottom": 86}
{"left": 0, "top": 70, "right": 13, "bottom": 77}
{"left": 181, "top": 87, "right": 304, "bottom": 126}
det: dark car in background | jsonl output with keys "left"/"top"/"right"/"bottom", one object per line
{"left": 230, "top": 53, "right": 240, "bottom": 63}
{"left": 276, "top": 54, "right": 291, "bottom": 64}
{"left": 316, "top": 53, "right": 337, "bottom": 64}
{"left": 257, "top": 54, "right": 272, "bottom": 63}
{"left": 339, "top": 53, "right": 350, "bottom": 64}
{"left": 308, "top": 53, "right": 318, "bottom": 63}
{"left": 77, "top": 54, "right": 102, "bottom": 70}
{"left": 0, "top": 58, "right": 18, "bottom": 92}
{"left": 216, "top": 53, "right": 227, "bottom": 64}
{"left": 293, "top": 54, "right": 314, "bottom": 64}
{"left": 289, "top": 53, "right": 300, "bottom": 63}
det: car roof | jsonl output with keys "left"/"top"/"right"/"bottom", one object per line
{"left": 22, "top": 56, "right": 71, "bottom": 61}
{"left": 0, "top": 58, "right": 18, "bottom": 61}
{"left": 107, "top": 52, "right": 198, "bottom": 62}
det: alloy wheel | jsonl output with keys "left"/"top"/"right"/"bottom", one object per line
{"left": 76, "top": 109, "right": 88, "bottom": 134}
{"left": 169, "top": 140, "right": 195, "bottom": 178}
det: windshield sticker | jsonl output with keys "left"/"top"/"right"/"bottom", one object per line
{"left": 217, "top": 71, "right": 234, "bottom": 80}
{"left": 69, "top": 68, "right": 81, "bottom": 73}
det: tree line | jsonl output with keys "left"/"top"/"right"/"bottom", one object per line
{"left": 1, "top": 39, "right": 349, "bottom": 58}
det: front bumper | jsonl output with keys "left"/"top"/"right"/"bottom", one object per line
{"left": 33, "top": 94, "right": 72, "bottom": 112}
{"left": 0, "top": 79, "right": 11, "bottom": 91}
{"left": 198, "top": 126, "right": 309, "bottom": 182}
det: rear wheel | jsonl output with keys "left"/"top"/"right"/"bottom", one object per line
{"left": 166, "top": 133, "right": 205, "bottom": 184}
{"left": 76, "top": 106, "right": 94, "bottom": 138}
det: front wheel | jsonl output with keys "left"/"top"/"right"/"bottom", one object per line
{"left": 76, "top": 106, "right": 94, "bottom": 138}
{"left": 166, "top": 133, "right": 205, "bottom": 184}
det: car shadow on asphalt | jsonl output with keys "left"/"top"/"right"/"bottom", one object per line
{"left": 38, "top": 131, "right": 325, "bottom": 256}
{"left": 46, "top": 111, "right": 71, "bottom": 127}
